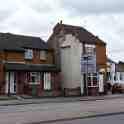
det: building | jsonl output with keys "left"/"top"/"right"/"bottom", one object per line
{"left": 48, "top": 21, "right": 107, "bottom": 96}
{"left": 115, "top": 61, "right": 124, "bottom": 84}
{"left": 106, "top": 58, "right": 116, "bottom": 85}
{"left": 107, "top": 59, "right": 124, "bottom": 85}
{"left": 0, "top": 33, "right": 60, "bottom": 96}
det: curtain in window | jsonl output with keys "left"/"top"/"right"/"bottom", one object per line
{"left": 44, "top": 73, "right": 51, "bottom": 90}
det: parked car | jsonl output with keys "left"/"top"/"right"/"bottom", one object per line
{"left": 112, "top": 83, "right": 124, "bottom": 94}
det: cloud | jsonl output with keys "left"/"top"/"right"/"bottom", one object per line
{"left": 0, "top": 0, "right": 124, "bottom": 61}
{"left": 0, "top": 0, "right": 21, "bottom": 21}
{"left": 76, "top": 14, "right": 124, "bottom": 61}
{"left": 0, "top": 0, "right": 67, "bottom": 40}
{"left": 60, "top": 0, "right": 124, "bottom": 15}
{"left": 24, "top": 0, "right": 59, "bottom": 13}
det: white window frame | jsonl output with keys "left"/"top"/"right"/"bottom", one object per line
{"left": 40, "top": 50, "right": 47, "bottom": 60}
{"left": 87, "top": 73, "right": 98, "bottom": 87}
{"left": 27, "top": 72, "right": 40, "bottom": 85}
{"left": 44, "top": 72, "right": 51, "bottom": 90}
{"left": 85, "top": 44, "right": 95, "bottom": 55}
{"left": 25, "top": 49, "right": 33, "bottom": 60}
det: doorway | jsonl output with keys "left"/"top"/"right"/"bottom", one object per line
{"left": 6, "top": 72, "right": 16, "bottom": 94}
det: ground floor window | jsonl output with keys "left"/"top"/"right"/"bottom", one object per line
{"left": 5, "top": 72, "right": 16, "bottom": 94}
{"left": 26, "top": 72, "right": 52, "bottom": 90}
{"left": 26, "top": 72, "right": 41, "bottom": 84}
{"left": 87, "top": 73, "right": 98, "bottom": 87}
{"left": 106, "top": 72, "right": 111, "bottom": 81}
{"left": 44, "top": 72, "right": 51, "bottom": 90}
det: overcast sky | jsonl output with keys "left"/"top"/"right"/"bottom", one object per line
{"left": 0, "top": 0, "right": 124, "bottom": 62}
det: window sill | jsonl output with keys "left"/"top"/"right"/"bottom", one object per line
{"left": 28, "top": 82, "right": 40, "bottom": 85}
{"left": 40, "top": 59, "right": 47, "bottom": 61}
{"left": 88, "top": 86, "right": 98, "bottom": 88}
{"left": 25, "top": 58, "right": 33, "bottom": 61}
{"left": 43, "top": 89, "right": 52, "bottom": 91}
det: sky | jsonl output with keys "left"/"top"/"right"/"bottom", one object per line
{"left": 0, "top": 0, "right": 124, "bottom": 62}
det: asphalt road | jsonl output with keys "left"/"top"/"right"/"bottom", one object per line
{"left": 1, "top": 98, "right": 124, "bottom": 124}
{"left": 49, "top": 113, "right": 124, "bottom": 124}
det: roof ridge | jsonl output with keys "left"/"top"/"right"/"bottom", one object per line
{"left": 0, "top": 32, "right": 42, "bottom": 39}
{"left": 0, "top": 32, "right": 48, "bottom": 51}
{"left": 54, "top": 22, "right": 106, "bottom": 45}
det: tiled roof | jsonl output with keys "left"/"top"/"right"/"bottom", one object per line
{"left": 51, "top": 23, "right": 106, "bottom": 45}
{"left": 107, "top": 58, "right": 116, "bottom": 64}
{"left": 0, "top": 33, "right": 49, "bottom": 51}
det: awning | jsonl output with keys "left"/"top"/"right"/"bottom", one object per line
{"left": 4, "top": 63, "right": 60, "bottom": 72}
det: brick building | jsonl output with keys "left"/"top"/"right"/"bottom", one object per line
{"left": 0, "top": 33, "right": 60, "bottom": 96}
{"left": 48, "top": 21, "right": 107, "bottom": 96}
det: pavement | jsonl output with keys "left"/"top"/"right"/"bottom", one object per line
{"left": 0, "top": 95, "right": 124, "bottom": 124}
{"left": 47, "top": 113, "right": 124, "bottom": 124}
{"left": 29, "top": 112, "right": 124, "bottom": 124}
{"left": 0, "top": 94, "right": 124, "bottom": 106}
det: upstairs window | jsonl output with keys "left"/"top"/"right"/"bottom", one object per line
{"left": 84, "top": 44, "right": 95, "bottom": 55}
{"left": 40, "top": 50, "right": 47, "bottom": 60}
{"left": 25, "top": 49, "right": 33, "bottom": 60}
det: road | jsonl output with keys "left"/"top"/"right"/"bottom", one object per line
{"left": 0, "top": 98, "right": 124, "bottom": 124}
{"left": 49, "top": 114, "right": 124, "bottom": 124}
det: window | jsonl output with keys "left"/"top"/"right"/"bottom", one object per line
{"left": 40, "top": 51, "right": 47, "bottom": 60}
{"left": 87, "top": 73, "right": 98, "bottom": 87}
{"left": 120, "top": 72, "right": 123, "bottom": 81}
{"left": 107, "top": 72, "right": 111, "bottom": 81}
{"left": 44, "top": 73, "right": 51, "bottom": 90}
{"left": 25, "top": 49, "right": 33, "bottom": 59}
{"left": 26, "top": 72, "right": 40, "bottom": 84}
{"left": 85, "top": 44, "right": 95, "bottom": 55}
{"left": 114, "top": 74, "right": 116, "bottom": 81}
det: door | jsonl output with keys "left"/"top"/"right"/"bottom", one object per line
{"left": 6, "top": 72, "right": 16, "bottom": 94}
{"left": 98, "top": 74, "right": 104, "bottom": 93}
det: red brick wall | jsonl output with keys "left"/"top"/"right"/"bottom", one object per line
{"left": 0, "top": 49, "right": 54, "bottom": 65}
{"left": 0, "top": 64, "right": 5, "bottom": 95}
{"left": 15, "top": 72, "right": 61, "bottom": 96}
{"left": 51, "top": 72, "right": 61, "bottom": 96}
{"left": 16, "top": 72, "right": 26, "bottom": 95}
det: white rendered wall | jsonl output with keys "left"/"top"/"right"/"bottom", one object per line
{"left": 60, "top": 34, "right": 83, "bottom": 92}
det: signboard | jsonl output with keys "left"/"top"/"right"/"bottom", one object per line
{"left": 80, "top": 54, "right": 96, "bottom": 73}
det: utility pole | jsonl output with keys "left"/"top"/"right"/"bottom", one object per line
{"left": 8, "top": 72, "right": 10, "bottom": 96}
{"left": 86, "top": 56, "right": 88, "bottom": 96}
{"left": 84, "top": 56, "right": 89, "bottom": 96}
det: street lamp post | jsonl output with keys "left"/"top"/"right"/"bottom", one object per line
{"left": 84, "top": 56, "right": 89, "bottom": 96}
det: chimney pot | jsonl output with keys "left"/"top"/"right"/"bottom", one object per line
{"left": 60, "top": 20, "right": 62, "bottom": 24}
